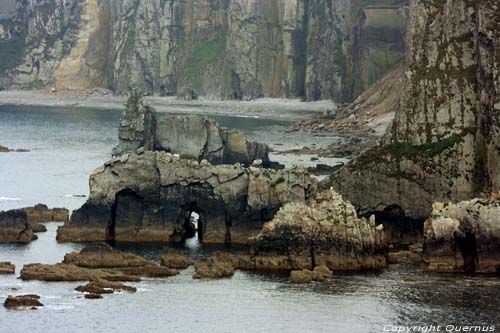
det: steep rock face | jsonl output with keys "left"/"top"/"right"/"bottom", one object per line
{"left": 0, "top": 0, "right": 407, "bottom": 102}
{"left": 333, "top": 0, "right": 500, "bottom": 220}
{"left": 57, "top": 152, "right": 316, "bottom": 244}
{"left": 423, "top": 198, "right": 500, "bottom": 273}
{"left": 240, "top": 189, "right": 387, "bottom": 270}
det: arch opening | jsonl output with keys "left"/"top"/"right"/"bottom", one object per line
{"left": 109, "top": 189, "right": 144, "bottom": 243}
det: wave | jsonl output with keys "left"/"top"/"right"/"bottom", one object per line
{"left": 63, "top": 194, "right": 87, "bottom": 198}
{"left": 0, "top": 196, "right": 21, "bottom": 201}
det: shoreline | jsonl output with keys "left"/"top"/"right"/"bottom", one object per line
{"left": 0, "top": 89, "right": 336, "bottom": 121}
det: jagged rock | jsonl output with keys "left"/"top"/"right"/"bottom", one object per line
{"left": 423, "top": 199, "right": 500, "bottom": 273}
{"left": 290, "top": 269, "right": 314, "bottom": 284}
{"left": 193, "top": 253, "right": 237, "bottom": 279}
{"left": 4, "top": 295, "right": 43, "bottom": 309}
{"left": 0, "top": 262, "right": 15, "bottom": 274}
{"left": 333, "top": 0, "right": 500, "bottom": 221}
{"left": 57, "top": 151, "right": 316, "bottom": 244}
{"left": 0, "top": 209, "right": 34, "bottom": 243}
{"left": 20, "top": 263, "right": 140, "bottom": 282}
{"left": 243, "top": 189, "right": 387, "bottom": 271}
{"left": 112, "top": 92, "right": 272, "bottom": 167}
{"left": 75, "top": 280, "right": 137, "bottom": 294}
{"left": 160, "top": 253, "right": 193, "bottom": 269}
{"left": 0, "top": 145, "right": 30, "bottom": 153}
{"left": 31, "top": 223, "right": 47, "bottom": 233}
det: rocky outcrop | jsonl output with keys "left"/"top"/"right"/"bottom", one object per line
{"left": 58, "top": 151, "right": 316, "bottom": 244}
{"left": 21, "top": 245, "right": 176, "bottom": 281}
{"left": 289, "top": 266, "right": 332, "bottom": 284}
{"left": 333, "top": 0, "right": 500, "bottom": 221}
{"left": 0, "top": 144, "right": 29, "bottom": 152}
{"left": 4, "top": 295, "right": 43, "bottom": 309}
{"left": 0, "top": 209, "right": 34, "bottom": 243}
{"left": 423, "top": 198, "right": 500, "bottom": 274}
{"left": 240, "top": 189, "right": 387, "bottom": 271}
{"left": 0, "top": 0, "right": 407, "bottom": 102}
{"left": 24, "top": 204, "right": 69, "bottom": 223}
{"left": 112, "top": 90, "right": 273, "bottom": 167}
{"left": 0, "top": 262, "right": 15, "bottom": 274}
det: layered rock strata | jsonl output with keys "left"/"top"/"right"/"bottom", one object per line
{"left": 423, "top": 198, "right": 500, "bottom": 273}
{"left": 240, "top": 189, "right": 387, "bottom": 271}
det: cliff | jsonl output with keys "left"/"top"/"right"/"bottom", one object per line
{"left": 0, "top": 0, "right": 408, "bottom": 102}
{"left": 333, "top": 0, "right": 500, "bottom": 220}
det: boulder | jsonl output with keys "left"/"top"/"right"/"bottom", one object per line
{"left": 4, "top": 295, "right": 43, "bottom": 308}
{"left": 31, "top": 223, "right": 47, "bottom": 233}
{"left": 312, "top": 266, "right": 332, "bottom": 281}
{"left": 290, "top": 269, "right": 314, "bottom": 284}
{"left": 193, "top": 253, "right": 237, "bottom": 279}
{"left": 0, "top": 262, "right": 15, "bottom": 274}
{"left": 244, "top": 189, "right": 387, "bottom": 271}
{"left": 423, "top": 199, "right": 500, "bottom": 273}
{"left": 160, "top": 252, "right": 193, "bottom": 269}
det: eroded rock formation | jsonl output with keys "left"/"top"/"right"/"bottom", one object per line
{"left": 0, "top": 0, "right": 407, "bottom": 102}
{"left": 57, "top": 151, "right": 316, "bottom": 244}
{"left": 112, "top": 90, "right": 273, "bottom": 168}
{"left": 423, "top": 198, "right": 500, "bottom": 274}
{"left": 4, "top": 295, "right": 43, "bottom": 309}
{"left": 333, "top": 0, "right": 500, "bottom": 221}
{"left": 240, "top": 189, "right": 387, "bottom": 271}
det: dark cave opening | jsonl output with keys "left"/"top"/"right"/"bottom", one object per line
{"left": 108, "top": 189, "right": 145, "bottom": 243}
{"left": 455, "top": 231, "right": 478, "bottom": 273}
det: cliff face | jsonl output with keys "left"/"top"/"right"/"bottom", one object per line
{"left": 333, "top": 0, "right": 500, "bottom": 220}
{"left": 0, "top": 0, "right": 407, "bottom": 102}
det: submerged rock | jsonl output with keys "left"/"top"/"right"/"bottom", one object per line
{"left": 160, "top": 252, "right": 193, "bottom": 269}
{"left": 423, "top": 199, "right": 500, "bottom": 273}
{"left": 0, "top": 262, "right": 15, "bottom": 274}
{"left": 244, "top": 189, "right": 387, "bottom": 271}
{"left": 193, "top": 253, "right": 237, "bottom": 279}
{"left": 84, "top": 293, "right": 103, "bottom": 300}
{"left": 75, "top": 280, "right": 137, "bottom": 294}
{"left": 4, "top": 295, "right": 43, "bottom": 308}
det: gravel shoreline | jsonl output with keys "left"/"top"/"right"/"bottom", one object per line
{"left": 0, "top": 90, "right": 336, "bottom": 121}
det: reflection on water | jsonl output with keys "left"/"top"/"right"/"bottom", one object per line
{"left": 0, "top": 224, "right": 499, "bottom": 333}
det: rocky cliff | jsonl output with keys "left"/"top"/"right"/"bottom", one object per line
{"left": 0, "top": 0, "right": 407, "bottom": 102}
{"left": 333, "top": 0, "right": 500, "bottom": 221}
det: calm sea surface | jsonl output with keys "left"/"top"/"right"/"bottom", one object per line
{"left": 0, "top": 105, "right": 499, "bottom": 333}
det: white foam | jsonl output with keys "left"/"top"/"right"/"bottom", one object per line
{"left": 0, "top": 196, "right": 21, "bottom": 201}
